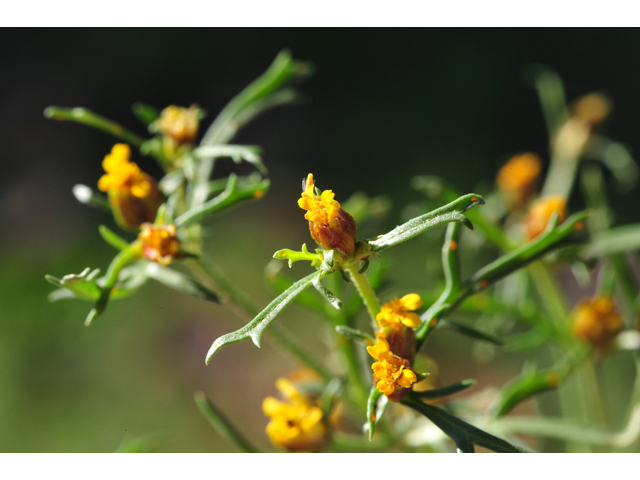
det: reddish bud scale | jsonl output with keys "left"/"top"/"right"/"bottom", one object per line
{"left": 309, "top": 208, "right": 357, "bottom": 256}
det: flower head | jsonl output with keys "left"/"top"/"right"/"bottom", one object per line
{"left": 298, "top": 174, "right": 357, "bottom": 256}
{"left": 496, "top": 153, "right": 542, "bottom": 208}
{"left": 138, "top": 223, "right": 181, "bottom": 266}
{"left": 572, "top": 296, "right": 623, "bottom": 348}
{"left": 97, "top": 144, "right": 161, "bottom": 229}
{"left": 376, "top": 294, "right": 423, "bottom": 331}
{"left": 156, "top": 104, "right": 201, "bottom": 146}
{"left": 262, "top": 378, "right": 328, "bottom": 452}
{"left": 524, "top": 194, "right": 567, "bottom": 241}
{"left": 367, "top": 337, "right": 417, "bottom": 399}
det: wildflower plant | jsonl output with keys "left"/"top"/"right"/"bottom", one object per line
{"left": 45, "top": 56, "right": 640, "bottom": 453}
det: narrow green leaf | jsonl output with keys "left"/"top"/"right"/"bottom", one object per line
{"left": 401, "top": 394, "right": 527, "bottom": 453}
{"left": 194, "top": 391, "right": 258, "bottom": 453}
{"left": 201, "top": 49, "right": 313, "bottom": 146}
{"left": 72, "top": 184, "right": 112, "bottom": 213}
{"left": 368, "top": 194, "right": 484, "bottom": 252}
{"left": 464, "top": 210, "right": 589, "bottom": 292}
{"left": 193, "top": 145, "right": 267, "bottom": 175}
{"left": 321, "top": 378, "right": 343, "bottom": 416}
{"left": 313, "top": 277, "right": 342, "bottom": 310}
{"left": 174, "top": 176, "right": 270, "bottom": 228}
{"left": 415, "top": 379, "right": 477, "bottom": 400}
{"left": 132, "top": 102, "right": 160, "bottom": 126}
{"left": 335, "top": 326, "right": 375, "bottom": 346}
{"left": 273, "top": 243, "right": 323, "bottom": 268}
{"left": 264, "top": 261, "right": 328, "bottom": 315}
{"left": 44, "top": 106, "right": 147, "bottom": 148}
{"left": 365, "top": 387, "right": 387, "bottom": 441}
{"left": 145, "top": 263, "right": 219, "bottom": 303}
{"left": 206, "top": 271, "right": 321, "bottom": 363}
{"left": 438, "top": 319, "right": 505, "bottom": 346}
{"left": 490, "top": 369, "right": 560, "bottom": 418}
{"left": 99, "top": 225, "right": 131, "bottom": 251}
{"left": 583, "top": 224, "right": 640, "bottom": 258}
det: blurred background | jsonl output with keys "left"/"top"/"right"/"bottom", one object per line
{"left": 1, "top": 29, "right": 639, "bottom": 452}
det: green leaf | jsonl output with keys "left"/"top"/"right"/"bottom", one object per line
{"left": 490, "top": 369, "right": 560, "bottom": 418}
{"left": 464, "top": 210, "right": 589, "bottom": 292}
{"left": 401, "top": 394, "right": 527, "bottom": 453}
{"left": 206, "top": 271, "right": 321, "bottom": 363}
{"left": 132, "top": 102, "right": 160, "bottom": 126}
{"left": 44, "top": 106, "right": 147, "bottom": 148}
{"left": 115, "top": 432, "right": 164, "bottom": 453}
{"left": 321, "top": 378, "right": 343, "bottom": 416}
{"left": 194, "top": 391, "right": 258, "bottom": 453}
{"left": 45, "top": 267, "right": 102, "bottom": 301}
{"left": 438, "top": 319, "right": 505, "bottom": 346}
{"left": 174, "top": 175, "right": 270, "bottom": 228}
{"left": 313, "top": 277, "right": 342, "bottom": 310}
{"left": 583, "top": 224, "right": 640, "bottom": 258}
{"left": 264, "top": 260, "right": 328, "bottom": 315}
{"left": 201, "top": 49, "right": 313, "bottom": 146}
{"left": 273, "top": 243, "right": 323, "bottom": 268}
{"left": 334, "top": 326, "right": 375, "bottom": 346}
{"left": 414, "top": 379, "right": 477, "bottom": 399}
{"left": 72, "top": 184, "right": 112, "bottom": 213}
{"left": 98, "top": 225, "right": 131, "bottom": 251}
{"left": 144, "top": 263, "right": 219, "bottom": 303}
{"left": 193, "top": 145, "right": 267, "bottom": 175}
{"left": 365, "top": 387, "right": 389, "bottom": 441}
{"left": 368, "top": 194, "right": 485, "bottom": 252}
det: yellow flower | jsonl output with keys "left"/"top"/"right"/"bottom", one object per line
{"left": 97, "top": 144, "right": 161, "bottom": 229}
{"left": 524, "top": 194, "right": 567, "bottom": 241}
{"left": 157, "top": 104, "right": 201, "bottom": 145}
{"left": 138, "top": 223, "right": 181, "bottom": 266}
{"left": 572, "top": 296, "right": 623, "bottom": 348}
{"left": 572, "top": 93, "right": 610, "bottom": 129}
{"left": 376, "top": 294, "right": 423, "bottom": 330}
{"left": 367, "top": 337, "right": 417, "bottom": 398}
{"left": 262, "top": 378, "right": 328, "bottom": 452}
{"left": 496, "top": 153, "right": 542, "bottom": 208}
{"left": 298, "top": 173, "right": 357, "bottom": 256}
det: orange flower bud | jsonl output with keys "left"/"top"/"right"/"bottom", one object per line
{"left": 98, "top": 144, "right": 161, "bottom": 229}
{"left": 572, "top": 296, "right": 623, "bottom": 348}
{"left": 138, "top": 223, "right": 181, "bottom": 266}
{"left": 496, "top": 153, "right": 542, "bottom": 208}
{"left": 572, "top": 93, "right": 610, "bottom": 130}
{"left": 157, "top": 104, "right": 201, "bottom": 146}
{"left": 298, "top": 174, "right": 357, "bottom": 256}
{"left": 524, "top": 195, "right": 567, "bottom": 241}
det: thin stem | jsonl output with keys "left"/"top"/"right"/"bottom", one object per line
{"left": 344, "top": 264, "right": 381, "bottom": 331}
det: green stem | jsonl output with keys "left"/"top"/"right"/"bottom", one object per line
{"left": 188, "top": 256, "right": 333, "bottom": 382}
{"left": 44, "top": 106, "right": 147, "bottom": 148}
{"left": 344, "top": 264, "right": 381, "bottom": 331}
{"left": 194, "top": 391, "right": 258, "bottom": 453}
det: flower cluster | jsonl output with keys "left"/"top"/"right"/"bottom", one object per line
{"left": 524, "top": 194, "right": 567, "bottom": 240}
{"left": 496, "top": 153, "right": 542, "bottom": 208}
{"left": 368, "top": 337, "right": 417, "bottom": 399}
{"left": 262, "top": 378, "right": 328, "bottom": 452}
{"left": 376, "top": 294, "right": 423, "bottom": 330}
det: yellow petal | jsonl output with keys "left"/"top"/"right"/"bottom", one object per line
{"left": 400, "top": 293, "right": 423, "bottom": 311}
{"left": 262, "top": 397, "right": 285, "bottom": 417}
{"left": 401, "top": 312, "right": 422, "bottom": 328}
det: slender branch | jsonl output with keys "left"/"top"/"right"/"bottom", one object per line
{"left": 344, "top": 264, "right": 381, "bottom": 331}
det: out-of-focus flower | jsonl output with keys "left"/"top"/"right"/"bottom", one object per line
{"left": 496, "top": 153, "right": 542, "bottom": 208}
{"left": 262, "top": 377, "right": 328, "bottom": 452}
{"left": 367, "top": 337, "right": 417, "bottom": 400}
{"left": 298, "top": 173, "right": 357, "bottom": 256}
{"left": 572, "top": 296, "right": 623, "bottom": 348}
{"left": 156, "top": 104, "right": 201, "bottom": 146}
{"left": 138, "top": 223, "right": 181, "bottom": 266}
{"left": 376, "top": 294, "right": 423, "bottom": 330}
{"left": 553, "top": 93, "right": 610, "bottom": 160}
{"left": 524, "top": 194, "right": 567, "bottom": 241}
{"left": 98, "top": 143, "right": 161, "bottom": 229}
